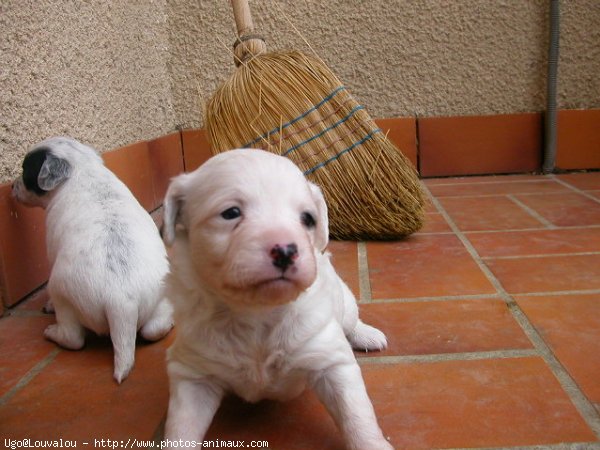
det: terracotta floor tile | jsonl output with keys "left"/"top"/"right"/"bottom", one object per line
{"left": 515, "top": 192, "right": 600, "bottom": 227}
{"left": 0, "top": 332, "right": 173, "bottom": 439}
{"left": 367, "top": 236, "right": 495, "bottom": 299}
{"left": 468, "top": 227, "right": 600, "bottom": 258}
{"left": 327, "top": 240, "right": 359, "bottom": 298}
{"left": 205, "top": 391, "right": 344, "bottom": 450}
{"left": 428, "top": 179, "right": 568, "bottom": 198}
{"left": 188, "top": 358, "right": 596, "bottom": 449}
{"left": 438, "top": 196, "right": 544, "bottom": 231}
{"left": 486, "top": 254, "right": 600, "bottom": 294}
{"left": 419, "top": 212, "right": 452, "bottom": 233}
{"left": 423, "top": 195, "right": 438, "bottom": 213}
{"left": 362, "top": 358, "right": 596, "bottom": 448}
{"left": 357, "top": 299, "right": 532, "bottom": 356}
{"left": 556, "top": 172, "right": 600, "bottom": 191}
{"left": 0, "top": 316, "right": 55, "bottom": 397}
{"left": 13, "top": 286, "right": 50, "bottom": 312}
{"left": 516, "top": 294, "right": 600, "bottom": 403}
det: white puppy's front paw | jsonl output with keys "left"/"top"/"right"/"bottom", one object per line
{"left": 44, "top": 324, "right": 85, "bottom": 350}
{"left": 347, "top": 320, "right": 388, "bottom": 352}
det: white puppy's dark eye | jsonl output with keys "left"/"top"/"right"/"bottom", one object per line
{"left": 221, "top": 207, "right": 242, "bottom": 220}
{"left": 301, "top": 212, "right": 316, "bottom": 228}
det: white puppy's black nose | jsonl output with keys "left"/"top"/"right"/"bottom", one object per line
{"left": 270, "top": 243, "right": 299, "bottom": 271}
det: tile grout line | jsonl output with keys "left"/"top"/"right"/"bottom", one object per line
{"left": 507, "top": 194, "right": 558, "bottom": 229}
{"left": 357, "top": 349, "right": 539, "bottom": 365}
{"left": 428, "top": 190, "right": 570, "bottom": 199}
{"left": 422, "top": 184, "right": 600, "bottom": 438}
{"left": 551, "top": 174, "right": 600, "bottom": 205}
{"left": 483, "top": 251, "right": 600, "bottom": 260}
{"left": 464, "top": 224, "right": 600, "bottom": 234}
{"left": 0, "top": 347, "right": 61, "bottom": 407}
{"left": 424, "top": 176, "right": 556, "bottom": 188}
{"left": 368, "top": 293, "right": 502, "bottom": 304}
{"left": 357, "top": 242, "right": 372, "bottom": 303}
{"left": 421, "top": 226, "right": 600, "bottom": 237}
{"left": 512, "top": 288, "right": 600, "bottom": 297}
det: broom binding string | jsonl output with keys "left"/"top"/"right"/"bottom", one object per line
{"left": 231, "top": 0, "right": 267, "bottom": 65}
{"left": 233, "top": 33, "right": 267, "bottom": 66}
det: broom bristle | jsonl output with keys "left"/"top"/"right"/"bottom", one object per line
{"left": 205, "top": 50, "right": 425, "bottom": 240}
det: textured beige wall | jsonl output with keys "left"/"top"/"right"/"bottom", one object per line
{"left": 171, "top": 0, "right": 550, "bottom": 127}
{"left": 559, "top": 0, "right": 600, "bottom": 109}
{"left": 170, "top": 0, "right": 598, "bottom": 127}
{"left": 1, "top": 1, "right": 175, "bottom": 182}
{"left": 1, "top": 0, "right": 599, "bottom": 183}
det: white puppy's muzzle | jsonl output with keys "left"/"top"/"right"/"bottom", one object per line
{"left": 208, "top": 222, "right": 317, "bottom": 307}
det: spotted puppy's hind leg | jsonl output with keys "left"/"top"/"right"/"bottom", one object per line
{"left": 44, "top": 295, "right": 85, "bottom": 350}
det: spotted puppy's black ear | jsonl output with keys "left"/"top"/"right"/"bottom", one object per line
{"left": 22, "top": 148, "right": 72, "bottom": 194}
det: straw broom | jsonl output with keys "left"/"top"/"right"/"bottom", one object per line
{"left": 205, "top": 0, "right": 425, "bottom": 240}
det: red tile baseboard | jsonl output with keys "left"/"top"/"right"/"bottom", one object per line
{"left": 148, "top": 132, "right": 185, "bottom": 208}
{"left": 103, "top": 132, "right": 186, "bottom": 212}
{"left": 418, "top": 113, "right": 542, "bottom": 177}
{"left": 103, "top": 141, "right": 155, "bottom": 211}
{"left": 556, "top": 109, "right": 600, "bottom": 170}
{"left": 181, "top": 129, "right": 213, "bottom": 172}
{"left": 374, "top": 117, "right": 418, "bottom": 169}
{"left": 0, "top": 183, "right": 50, "bottom": 307}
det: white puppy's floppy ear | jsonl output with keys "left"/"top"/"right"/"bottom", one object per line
{"left": 309, "top": 182, "right": 329, "bottom": 251}
{"left": 38, "top": 154, "right": 72, "bottom": 191}
{"left": 162, "top": 174, "right": 189, "bottom": 246}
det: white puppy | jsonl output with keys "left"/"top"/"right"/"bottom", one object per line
{"left": 162, "top": 149, "right": 393, "bottom": 450}
{"left": 12, "top": 137, "right": 173, "bottom": 383}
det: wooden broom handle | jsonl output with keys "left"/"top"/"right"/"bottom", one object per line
{"left": 231, "top": 0, "right": 254, "bottom": 36}
{"left": 230, "top": 0, "right": 266, "bottom": 65}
